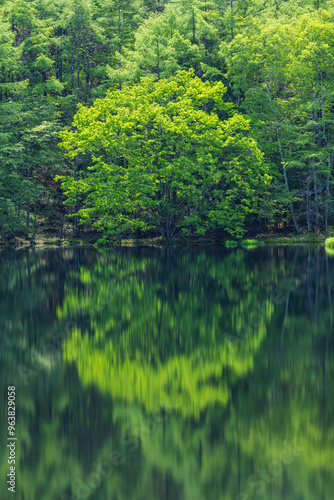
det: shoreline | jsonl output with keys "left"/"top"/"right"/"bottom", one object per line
{"left": 0, "top": 234, "right": 328, "bottom": 250}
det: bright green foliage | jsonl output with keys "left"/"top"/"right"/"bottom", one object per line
{"left": 1, "top": 0, "right": 334, "bottom": 240}
{"left": 325, "top": 237, "right": 334, "bottom": 248}
{"left": 223, "top": 8, "right": 334, "bottom": 234}
{"left": 240, "top": 238, "right": 265, "bottom": 248}
{"left": 58, "top": 70, "right": 269, "bottom": 242}
{"left": 225, "top": 239, "right": 237, "bottom": 247}
{"left": 58, "top": 248, "right": 275, "bottom": 416}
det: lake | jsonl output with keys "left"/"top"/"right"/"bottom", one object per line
{"left": 0, "top": 245, "right": 333, "bottom": 500}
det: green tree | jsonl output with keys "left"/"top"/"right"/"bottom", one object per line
{"left": 107, "top": 0, "right": 227, "bottom": 84}
{"left": 222, "top": 8, "right": 334, "bottom": 234}
{"left": 58, "top": 70, "right": 269, "bottom": 243}
{"left": 0, "top": 0, "right": 68, "bottom": 239}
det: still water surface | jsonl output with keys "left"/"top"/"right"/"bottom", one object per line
{"left": 0, "top": 245, "right": 333, "bottom": 500}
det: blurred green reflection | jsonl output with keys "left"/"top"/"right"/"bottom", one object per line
{"left": 0, "top": 246, "right": 333, "bottom": 500}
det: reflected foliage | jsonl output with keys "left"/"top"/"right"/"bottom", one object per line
{"left": 0, "top": 246, "right": 333, "bottom": 500}
{"left": 60, "top": 247, "right": 275, "bottom": 416}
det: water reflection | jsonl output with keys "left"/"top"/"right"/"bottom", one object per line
{"left": 0, "top": 246, "right": 333, "bottom": 500}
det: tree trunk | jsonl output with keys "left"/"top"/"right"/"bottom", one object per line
{"left": 204, "top": 0, "right": 208, "bottom": 60}
{"left": 231, "top": 0, "right": 234, "bottom": 40}
{"left": 26, "top": 167, "right": 30, "bottom": 239}
{"left": 313, "top": 168, "right": 319, "bottom": 230}
{"left": 118, "top": 3, "right": 122, "bottom": 90}
{"left": 77, "top": 27, "right": 81, "bottom": 104}
{"left": 32, "top": 179, "right": 37, "bottom": 243}
{"left": 56, "top": 27, "right": 63, "bottom": 81}
{"left": 320, "top": 71, "right": 331, "bottom": 234}
{"left": 307, "top": 164, "right": 311, "bottom": 233}
{"left": 192, "top": 10, "right": 196, "bottom": 44}
{"left": 157, "top": 38, "right": 160, "bottom": 80}
{"left": 26, "top": 199, "right": 30, "bottom": 239}
{"left": 263, "top": 71, "right": 299, "bottom": 233}
{"left": 192, "top": 10, "right": 197, "bottom": 75}
{"left": 71, "top": 37, "right": 75, "bottom": 116}
{"left": 325, "top": 151, "right": 331, "bottom": 234}
{"left": 312, "top": 82, "right": 320, "bottom": 230}
{"left": 74, "top": 155, "right": 79, "bottom": 238}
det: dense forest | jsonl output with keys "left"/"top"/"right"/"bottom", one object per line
{"left": 1, "top": 0, "right": 334, "bottom": 244}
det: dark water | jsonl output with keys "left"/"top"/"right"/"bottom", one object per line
{"left": 1, "top": 245, "right": 333, "bottom": 500}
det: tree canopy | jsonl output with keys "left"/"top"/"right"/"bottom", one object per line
{"left": 58, "top": 70, "right": 269, "bottom": 242}
{"left": 0, "top": 0, "right": 334, "bottom": 241}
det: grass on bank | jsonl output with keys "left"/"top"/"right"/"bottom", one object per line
{"left": 264, "top": 235, "right": 324, "bottom": 245}
{"left": 224, "top": 234, "right": 328, "bottom": 249}
{"left": 240, "top": 239, "right": 265, "bottom": 248}
{"left": 1, "top": 223, "right": 332, "bottom": 249}
{"left": 325, "top": 237, "right": 334, "bottom": 249}
{"left": 225, "top": 238, "right": 266, "bottom": 248}
{"left": 325, "top": 247, "right": 334, "bottom": 257}
{"left": 225, "top": 240, "right": 238, "bottom": 248}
